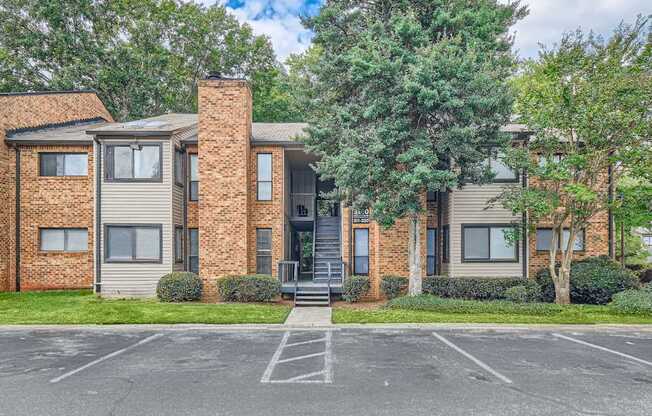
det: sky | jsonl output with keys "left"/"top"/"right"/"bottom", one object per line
{"left": 210, "top": 0, "right": 651, "bottom": 61}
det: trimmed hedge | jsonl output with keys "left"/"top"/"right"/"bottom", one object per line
{"left": 610, "top": 289, "right": 652, "bottom": 314}
{"left": 535, "top": 256, "right": 639, "bottom": 305}
{"left": 217, "top": 275, "right": 280, "bottom": 302}
{"left": 386, "top": 295, "right": 564, "bottom": 316}
{"left": 380, "top": 276, "right": 408, "bottom": 300}
{"left": 504, "top": 285, "right": 541, "bottom": 303}
{"left": 423, "top": 276, "right": 540, "bottom": 301}
{"left": 343, "top": 276, "right": 370, "bottom": 303}
{"left": 157, "top": 272, "right": 202, "bottom": 302}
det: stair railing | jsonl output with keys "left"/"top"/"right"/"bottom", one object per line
{"left": 311, "top": 195, "right": 317, "bottom": 281}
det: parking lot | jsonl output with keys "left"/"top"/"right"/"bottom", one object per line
{"left": 0, "top": 326, "right": 651, "bottom": 415}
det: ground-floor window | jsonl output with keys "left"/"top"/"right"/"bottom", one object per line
{"left": 462, "top": 224, "right": 518, "bottom": 262}
{"left": 174, "top": 226, "right": 183, "bottom": 263}
{"left": 536, "top": 228, "right": 585, "bottom": 251}
{"left": 105, "top": 224, "right": 161, "bottom": 263}
{"left": 441, "top": 225, "right": 449, "bottom": 263}
{"left": 256, "top": 228, "right": 272, "bottom": 275}
{"left": 354, "top": 228, "right": 369, "bottom": 275}
{"left": 40, "top": 228, "right": 88, "bottom": 252}
{"left": 427, "top": 228, "right": 437, "bottom": 276}
{"left": 189, "top": 228, "right": 199, "bottom": 274}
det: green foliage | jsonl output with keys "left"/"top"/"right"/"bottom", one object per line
{"left": 380, "top": 275, "right": 409, "bottom": 300}
{"left": 217, "top": 275, "right": 281, "bottom": 303}
{"left": 386, "top": 295, "right": 563, "bottom": 316}
{"left": 0, "top": 0, "right": 282, "bottom": 121}
{"left": 610, "top": 289, "right": 652, "bottom": 314}
{"left": 535, "top": 256, "right": 640, "bottom": 304}
{"left": 423, "top": 276, "right": 540, "bottom": 301}
{"left": 156, "top": 272, "right": 202, "bottom": 302}
{"left": 342, "top": 276, "right": 370, "bottom": 303}
{"left": 302, "top": 1, "right": 527, "bottom": 227}
{"left": 504, "top": 285, "right": 541, "bottom": 303}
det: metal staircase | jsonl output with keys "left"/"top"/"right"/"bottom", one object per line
{"left": 293, "top": 216, "right": 342, "bottom": 307}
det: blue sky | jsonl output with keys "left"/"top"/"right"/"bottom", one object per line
{"left": 210, "top": 1, "right": 651, "bottom": 61}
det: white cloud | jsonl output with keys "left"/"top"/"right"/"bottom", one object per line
{"left": 511, "top": 0, "right": 651, "bottom": 58}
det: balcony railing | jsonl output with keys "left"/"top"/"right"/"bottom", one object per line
{"left": 290, "top": 193, "right": 315, "bottom": 220}
{"left": 278, "top": 261, "right": 299, "bottom": 285}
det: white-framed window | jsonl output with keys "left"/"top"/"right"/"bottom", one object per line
{"left": 354, "top": 228, "right": 369, "bottom": 275}
{"left": 105, "top": 225, "right": 162, "bottom": 262}
{"left": 39, "top": 153, "right": 88, "bottom": 176}
{"left": 257, "top": 153, "right": 272, "bottom": 201}
{"left": 40, "top": 228, "right": 88, "bottom": 252}
{"left": 462, "top": 225, "right": 518, "bottom": 262}
{"left": 189, "top": 154, "right": 198, "bottom": 201}
{"left": 256, "top": 228, "right": 272, "bottom": 274}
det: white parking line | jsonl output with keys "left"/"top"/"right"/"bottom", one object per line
{"left": 261, "top": 331, "right": 333, "bottom": 384}
{"left": 432, "top": 332, "right": 513, "bottom": 384}
{"left": 49, "top": 333, "right": 163, "bottom": 384}
{"left": 553, "top": 333, "right": 652, "bottom": 367}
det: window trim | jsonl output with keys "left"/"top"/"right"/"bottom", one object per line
{"left": 256, "top": 228, "right": 273, "bottom": 275}
{"left": 104, "top": 224, "right": 163, "bottom": 264}
{"left": 174, "top": 225, "right": 184, "bottom": 264}
{"left": 174, "top": 148, "right": 184, "bottom": 187}
{"left": 535, "top": 227, "right": 586, "bottom": 253}
{"left": 256, "top": 153, "right": 273, "bottom": 201}
{"left": 39, "top": 152, "right": 88, "bottom": 177}
{"left": 188, "top": 153, "right": 198, "bottom": 202}
{"left": 353, "top": 228, "right": 370, "bottom": 276}
{"left": 461, "top": 223, "right": 519, "bottom": 263}
{"left": 427, "top": 228, "right": 437, "bottom": 276}
{"left": 104, "top": 143, "right": 163, "bottom": 183}
{"left": 188, "top": 228, "right": 199, "bottom": 274}
{"left": 488, "top": 149, "right": 519, "bottom": 183}
{"left": 39, "top": 228, "right": 88, "bottom": 252}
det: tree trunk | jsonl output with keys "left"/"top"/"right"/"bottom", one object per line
{"left": 554, "top": 268, "right": 571, "bottom": 305}
{"left": 408, "top": 213, "right": 422, "bottom": 296}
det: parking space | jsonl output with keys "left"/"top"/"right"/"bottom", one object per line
{"left": 0, "top": 327, "right": 651, "bottom": 415}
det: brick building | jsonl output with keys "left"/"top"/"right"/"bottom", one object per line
{"left": 0, "top": 80, "right": 615, "bottom": 300}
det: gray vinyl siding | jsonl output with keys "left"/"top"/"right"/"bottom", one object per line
{"left": 98, "top": 136, "right": 173, "bottom": 297}
{"left": 447, "top": 183, "right": 523, "bottom": 278}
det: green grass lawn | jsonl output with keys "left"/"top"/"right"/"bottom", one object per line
{"left": 333, "top": 295, "right": 652, "bottom": 325}
{"left": 0, "top": 290, "right": 291, "bottom": 325}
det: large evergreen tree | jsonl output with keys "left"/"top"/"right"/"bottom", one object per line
{"left": 302, "top": 0, "right": 527, "bottom": 294}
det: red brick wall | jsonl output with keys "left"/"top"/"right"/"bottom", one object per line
{"left": 17, "top": 145, "right": 94, "bottom": 290}
{"left": 0, "top": 92, "right": 112, "bottom": 292}
{"left": 248, "top": 146, "right": 285, "bottom": 276}
{"left": 197, "top": 79, "right": 252, "bottom": 300}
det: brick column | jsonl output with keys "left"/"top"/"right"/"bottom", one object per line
{"left": 198, "top": 78, "right": 252, "bottom": 300}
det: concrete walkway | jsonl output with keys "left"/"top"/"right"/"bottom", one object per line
{"left": 284, "top": 307, "right": 333, "bottom": 326}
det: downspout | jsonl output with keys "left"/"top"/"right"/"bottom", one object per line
{"left": 14, "top": 145, "right": 20, "bottom": 292}
{"left": 436, "top": 191, "right": 443, "bottom": 275}
{"left": 94, "top": 138, "right": 102, "bottom": 293}
{"left": 182, "top": 145, "right": 188, "bottom": 271}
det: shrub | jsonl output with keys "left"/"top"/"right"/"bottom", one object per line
{"left": 386, "top": 294, "right": 563, "bottom": 316}
{"left": 380, "top": 276, "right": 408, "bottom": 300}
{"left": 504, "top": 285, "right": 529, "bottom": 303}
{"left": 535, "top": 256, "right": 639, "bottom": 304}
{"left": 217, "top": 275, "right": 280, "bottom": 302}
{"left": 610, "top": 289, "right": 652, "bottom": 314}
{"left": 343, "top": 276, "right": 370, "bottom": 303}
{"left": 422, "top": 276, "right": 540, "bottom": 301}
{"left": 156, "top": 272, "right": 202, "bottom": 302}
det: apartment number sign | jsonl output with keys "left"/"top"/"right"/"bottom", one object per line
{"left": 353, "top": 208, "right": 370, "bottom": 224}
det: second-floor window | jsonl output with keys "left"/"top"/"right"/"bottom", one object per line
{"left": 174, "top": 149, "right": 184, "bottom": 187}
{"left": 189, "top": 154, "right": 198, "bottom": 201}
{"left": 105, "top": 144, "right": 161, "bottom": 181}
{"left": 39, "top": 153, "right": 87, "bottom": 176}
{"left": 257, "top": 153, "right": 272, "bottom": 201}
{"left": 488, "top": 150, "right": 517, "bottom": 182}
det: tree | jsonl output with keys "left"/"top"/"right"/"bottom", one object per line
{"left": 301, "top": 0, "right": 527, "bottom": 295}
{"left": 0, "top": 0, "right": 277, "bottom": 121}
{"left": 499, "top": 18, "right": 652, "bottom": 304}
{"left": 614, "top": 177, "right": 652, "bottom": 266}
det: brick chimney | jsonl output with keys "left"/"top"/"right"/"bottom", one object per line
{"left": 197, "top": 77, "right": 252, "bottom": 300}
